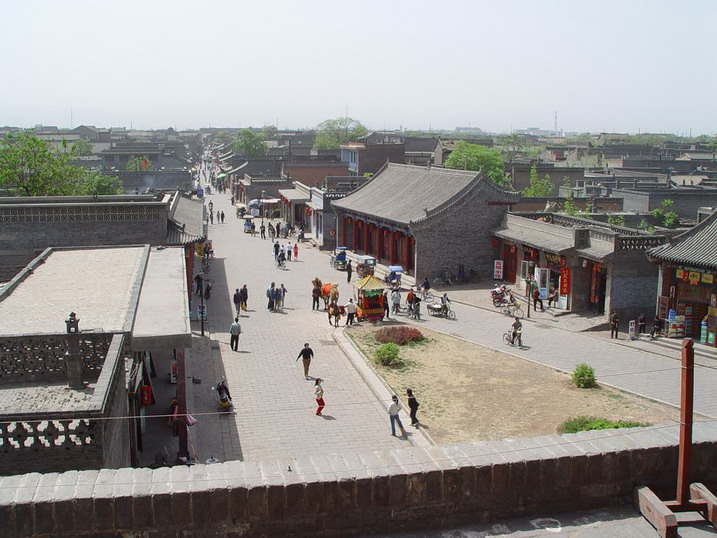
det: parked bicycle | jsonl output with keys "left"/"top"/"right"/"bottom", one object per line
{"left": 433, "top": 271, "right": 454, "bottom": 287}
{"left": 501, "top": 303, "right": 524, "bottom": 318}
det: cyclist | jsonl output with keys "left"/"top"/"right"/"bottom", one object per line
{"left": 510, "top": 317, "right": 522, "bottom": 346}
{"left": 406, "top": 288, "right": 415, "bottom": 317}
{"left": 420, "top": 277, "right": 431, "bottom": 299}
{"left": 440, "top": 293, "right": 451, "bottom": 315}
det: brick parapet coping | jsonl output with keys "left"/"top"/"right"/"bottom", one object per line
{"left": 2, "top": 423, "right": 717, "bottom": 537}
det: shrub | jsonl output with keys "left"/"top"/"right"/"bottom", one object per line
{"left": 558, "top": 416, "right": 650, "bottom": 434}
{"left": 374, "top": 326, "right": 424, "bottom": 346}
{"left": 572, "top": 362, "right": 596, "bottom": 388}
{"left": 374, "top": 343, "right": 403, "bottom": 367}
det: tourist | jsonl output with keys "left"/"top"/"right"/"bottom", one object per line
{"left": 229, "top": 317, "right": 242, "bottom": 352}
{"left": 273, "top": 241, "right": 280, "bottom": 260}
{"left": 268, "top": 223, "right": 275, "bottom": 239}
{"left": 251, "top": 222, "right": 256, "bottom": 237}
{"left": 345, "top": 298, "right": 357, "bottom": 326}
{"left": 387, "top": 395, "right": 406, "bottom": 437}
{"left": 346, "top": 260, "right": 353, "bottom": 283}
{"left": 286, "top": 241, "right": 293, "bottom": 261}
{"left": 267, "top": 282, "right": 276, "bottom": 311}
{"left": 260, "top": 223, "right": 266, "bottom": 239}
{"left": 406, "top": 389, "right": 420, "bottom": 427}
{"left": 610, "top": 311, "right": 619, "bottom": 339}
{"left": 277, "top": 284, "right": 288, "bottom": 310}
{"left": 383, "top": 292, "right": 390, "bottom": 319}
{"left": 239, "top": 284, "right": 248, "bottom": 311}
{"left": 314, "top": 378, "right": 325, "bottom": 416}
{"left": 532, "top": 288, "right": 544, "bottom": 311}
{"left": 209, "top": 211, "right": 214, "bottom": 224}
{"left": 650, "top": 315, "right": 662, "bottom": 340}
{"left": 233, "top": 288, "right": 241, "bottom": 315}
{"left": 220, "top": 211, "right": 225, "bottom": 224}
{"left": 638, "top": 313, "right": 646, "bottom": 334}
{"left": 296, "top": 343, "right": 314, "bottom": 380}
{"left": 293, "top": 243, "right": 299, "bottom": 261}
{"left": 391, "top": 288, "right": 401, "bottom": 314}
{"left": 312, "top": 282, "right": 321, "bottom": 311}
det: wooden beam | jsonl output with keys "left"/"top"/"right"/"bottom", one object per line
{"left": 635, "top": 486, "right": 678, "bottom": 538}
{"left": 691, "top": 483, "right": 717, "bottom": 528}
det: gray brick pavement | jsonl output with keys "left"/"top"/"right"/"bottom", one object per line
{"left": 190, "top": 192, "right": 418, "bottom": 462}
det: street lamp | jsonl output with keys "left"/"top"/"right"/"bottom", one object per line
{"left": 261, "top": 189, "right": 265, "bottom": 225}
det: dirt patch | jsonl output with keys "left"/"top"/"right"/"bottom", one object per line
{"left": 346, "top": 325, "right": 685, "bottom": 445}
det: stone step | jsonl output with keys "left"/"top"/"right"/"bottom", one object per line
{"left": 636, "top": 333, "right": 717, "bottom": 361}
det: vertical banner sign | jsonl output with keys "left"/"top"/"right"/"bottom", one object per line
{"left": 628, "top": 320, "right": 636, "bottom": 341}
{"left": 493, "top": 260, "right": 504, "bottom": 280}
{"left": 560, "top": 268, "right": 571, "bottom": 295}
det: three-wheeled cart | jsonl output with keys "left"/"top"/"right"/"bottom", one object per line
{"left": 356, "top": 255, "right": 376, "bottom": 278}
{"left": 354, "top": 275, "right": 386, "bottom": 322}
{"left": 330, "top": 246, "right": 348, "bottom": 270}
{"left": 385, "top": 265, "right": 404, "bottom": 287}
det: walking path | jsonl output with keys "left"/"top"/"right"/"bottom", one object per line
{"left": 190, "top": 188, "right": 426, "bottom": 463}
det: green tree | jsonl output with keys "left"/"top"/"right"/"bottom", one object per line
{"left": 126, "top": 156, "right": 154, "bottom": 171}
{"left": 313, "top": 117, "right": 368, "bottom": 150}
{"left": 444, "top": 141, "right": 508, "bottom": 185}
{"left": 651, "top": 199, "right": 678, "bottom": 228}
{"left": 214, "top": 130, "right": 235, "bottom": 144}
{"left": 72, "top": 138, "right": 94, "bottom": 156}
{"left": 0, "top": 132, "right": 84, "bottom": 196}
{"left": 76, "top": 170, "right": 123, "bottom": 195}
{"left": 522, "top": 165, "right": 554, "bottom": 197}
{"left": 500, "top": 133, "right": 525, "bottom": 161}
{"left": 233, "top": 128, "right": 268, "bottom": 157}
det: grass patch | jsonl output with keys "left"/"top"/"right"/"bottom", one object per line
{"left": 558, "top": 416, "right": 650, "bottom": 434}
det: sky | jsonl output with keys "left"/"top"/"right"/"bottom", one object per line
{"left": 1, "top": 0, "right": 715, "bottom": 135}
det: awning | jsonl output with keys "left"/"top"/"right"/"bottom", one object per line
{"left": 576, "top": 241, "right": 614, "bottom": 262}
{"left": 131, "top": 247, "right": 191, "bottom": 351}
{"left": 306, "top": 201, "right": 322, "bottom": 211}
{"left": 278, "top": 189, "right": 309, "bottom": 202}
{"left": 493, "top": 227, "right": 574, "bottom": 255}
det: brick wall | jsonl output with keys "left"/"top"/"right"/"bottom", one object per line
{"left": 1, "top": 423, "right": 716, "bottom": 537}
{"left": 412, "top": 181, "right": 514, "bottom": 280}
{"left": 283, "top": 164, "right": 349, "bottom": 188}
{"left": 608, "top": 251, "right": 660, "bottom": 327}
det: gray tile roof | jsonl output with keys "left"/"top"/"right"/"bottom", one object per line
{"left": 167, "top": 194, "right": 205, "bottom": 244}
{"left": 648, "top": 208, "right": 717, "bottom": 269}
{"left": 332, "top": 163, "right": 481, "bottom": 225}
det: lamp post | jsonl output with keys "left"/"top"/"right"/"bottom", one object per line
{"left": 261, "top": 189, "right": 265, "bottom": 225}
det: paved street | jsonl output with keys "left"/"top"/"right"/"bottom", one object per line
{"left": 189, "top": 187, "right": 422, "bottom": 463}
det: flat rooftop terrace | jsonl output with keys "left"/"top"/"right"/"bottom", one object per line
{"left": 0, "top": 382, "right": 96, "bottom": 414}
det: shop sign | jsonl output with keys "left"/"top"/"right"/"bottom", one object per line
{"left": 560, "top": 268, "right": 571, "bottom": 295}
{"left": 560, "top": 256, "right": 567, "bottom": 269}
{"left": 689, "top": 271, "right": 701, "bottom": 285}
{"left": 493, "top": 260, "right": 504, "bottom": 280}
{"left": 545, "top": 253, "right": 561, "bottom": 265}
{"left": 702, "top": 273, "right": 714, "bottom": 284}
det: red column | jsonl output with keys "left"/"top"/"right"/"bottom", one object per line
{"left": 363, "top": 222, "right": 369, "bottom": 254}
{"left": 352, "top": 220, "right": 358, "bottom": 250}
{"left": 390, "top": 232, "right": 397, "bottom": 265}
{"left": 341, "top": 217, "right": 347, "bottom": 246}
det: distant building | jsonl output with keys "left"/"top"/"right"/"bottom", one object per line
{"left": 340, "top": 133, "right": 405, "bottom": 176}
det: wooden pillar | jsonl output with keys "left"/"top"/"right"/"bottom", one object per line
{"left": 341, "top": 217, "right": 347, "bottom": 246}
{"left": 363, "top": 222, "right": 369, "bottom": 254}
{"left": 402, "top": 234, "right": 409, "bottom": 270}
{"left": 352, "top": 221, "right": 359, "bottom": 251}
{"left": 376, "top": 228, "right": 382, "bottom": 259}
{"left": 390, "top": 232, "right": 397, "bottom": 265}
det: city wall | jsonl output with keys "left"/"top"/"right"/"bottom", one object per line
{"left": 2, "top": 423, "right": 717, "bottom": 537}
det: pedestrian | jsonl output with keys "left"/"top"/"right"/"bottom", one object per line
{"left": 277, "top": 284, "right": 287, "bottom": 310}
{"left": 391, "top": 288, "right": 401, "bottom": 314}
{"left": 346, "top": 260, "right": 353, "bottom": 283}
{"left": 406, "top": 388, "right": 420, "bottom": 427}
{"left": 298, "top": 225, "right": 305, "bottom": 243}
{"left": 209, "top": 211, "right": 214, "bottom": 224}
{"left": 277, "top": 249, "right": 286, "bottom": 268}
{"left": 260, "top": 223, "right": 266, "bottom": 239}
{"left": 412, "top": 294, "right": 422, "bottom": 320}
{"left": 650, "top": 315, "right": 662, "bottom": 340}
{"left": 267, "top": 282, "right": 276, "bottom": 311}
{"left": 239, "top": 284, "right": 248, "bottom": 311}
{"left": 251, "top": 222, "right": 256, "bottom": 237}
{"left": 268, "top": 223, "right": 275, "bottom": 239}
{"left": 231, "top": 195, "right": 235, "bottom": 205}
{"left": 387, "top": 395, "right": 406, "bottom": 437}
{"left": 273, "top": 241, "right": 280, "bottom": 259}
{"left": 532, "top": 288, "right": 544, "bottom": 311}
{"left": 233, "top": 288, "right": 241, "bottom": 315}
{"left": 547, "top": 287, "right": 559, "bottom": 308}
{"left": 296, "top": 343, "right": 314, "bottom": 380}
{"left": 345, "top": 298, "right": 357, "bottom": 326}
{"left": 293, "top": 243, "right": 299, "bottom": 260}
{"left": 314, "top": 378, "right": 325, "bottom": 416}
{"left": 312, "top": 283, "right": 321, "bottom": 310}
{"left": 638, "top": 313, "right": 646, "bottom": 334}
{"left": 383, "top": 292, "right": 390, "bottom": 319}
{"left": 286, "top": 242, "right": 292, "bottom": 261}
{"left": 610, "top": 310, "right": 619, "bottom": 339}
{"left": 220, "top": 211, "right": 225, "bottom": 224}
{"left": 229, "top": 317, "right": 242, "bottom": 351}
{"left": 194, "top": 273, "right": 203, "bottom": 295}
{"left": 421, "top": 276, "right": 430, "bottom": 299}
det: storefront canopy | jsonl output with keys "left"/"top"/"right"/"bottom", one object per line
{"left": 278, "top": 189, "right": 309, "bottom": 202}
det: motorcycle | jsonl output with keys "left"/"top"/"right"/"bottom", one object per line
{"left": 493, "top": 291, "right": 516, "bottom": 308}
{"left": 214, "top": 380, "right": 233, "bottom": 411}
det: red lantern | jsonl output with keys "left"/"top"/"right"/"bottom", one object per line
{"left": 140, "top": 385, "right": 154, "bottom": 407}
{"left": 305, "top": 207, "right": 312, "bottom": 216}
{"left": 491, "top": 238, "right": 499, "bottom": 248}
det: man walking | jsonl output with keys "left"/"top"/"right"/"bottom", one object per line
{"left": 610, "top": 310, "right": 619, "bottom": 339}
{"left": 387, "top": 395, "right": 406, "bottom": 437}
{"left": 239, "top": 284, "right": 248, "bottom": 311}
{"left": 267, "top": 282, "right": 276, "bottom": 311}
{"left": 233, "top": 288, "right": 241, "bottom": 315}
{"left": 260, "top": 223, "right": 266, "bottom": 239}
{"left": 286, "top": 241, "right": 293, "bottom": 261}
{"left": 273, "top": 241, "right": 280, "bottom": 260}
{"left": 345, "top": 298, "right": 357, "bottom": 326}
{"left": 346, "top": 260, "right": 353, "bottom": 283}
{"left": 220, "top": 211, "right": 225, "bottom": 224}
{"left": 229, "top": 317, "right": 242, "bottom": 351}
{"left": 296, "top": 343, "right": 314, "bottom": 380}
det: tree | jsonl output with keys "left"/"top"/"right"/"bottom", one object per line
{"left": 72, "top": 138, "right": 94, "bottom": 156}
{"left": 651, "top": 199, "right": 679, "bottom": 228}
{"left": 0, "top": 132, "right": 84, "bottom": 196}
{"left": 501, "top": 133, "right": 525, "bottom": 161}
{"left": 233, "top": 128, "right": 268, "bottom": 157}
{"left": 214, "top": 130, "right": 235, "bottom": 144}
{"left": 313, "top": 117, "right": 368, "bottom": 150}
{"left": 444, "top": 141, "right": 508, "bottom": 185}
{"left": 77, "top": 170, "right": 123, "bottom": 196}
{"left": 126, "top": 156, "right": 154, "bottom": 171}
{"left": 522, "top": 165, "right": 554, "bottom": 197}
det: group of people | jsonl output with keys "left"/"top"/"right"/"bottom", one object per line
{"left": 273, "top": 240, "right": 299, "bottom": 268}
{"left": 266, "top": 282, "right": 288, "bottom": 311}
{"left": 209, "top": 209, "right": 225, "bottom": 225}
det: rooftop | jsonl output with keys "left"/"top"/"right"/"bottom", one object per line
{"left": 648, "top": 208, "right": 717, "bottom": 269}
{"left": 0, "top": 246, "right": 147, "bottom": 336}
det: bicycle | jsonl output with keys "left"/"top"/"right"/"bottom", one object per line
{"left": 433, "top": 271, "right": 454, "bottom": 287}
{"left": 501, "top": 304, "right": 524, "bottom": 318}
{"left": 202, "top": 258, "right": 211, "bottom": 274}
{"left": 502, "top": 329, "right": 523, "bottom": 348}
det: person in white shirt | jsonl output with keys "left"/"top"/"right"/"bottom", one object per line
{"left": 344, "top": 298, "right": 357, "bottom": 325}
{"left": 229, "top": 317, "right": 242, "bottom": 351}
{"left": 391, "top": 289, "right": 401, "bottom": 314}
{"left": 387, "top": 395, "right": 406, "bottom": 437}
{"left": 286, "top": 242, "right": 293, "bottom": 261}
{"left": 314, "top": 378, "right": 325, "bottom": 416}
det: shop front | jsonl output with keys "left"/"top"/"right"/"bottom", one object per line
{"left": 657, "top": 265, "right": 716, "bottom": 344}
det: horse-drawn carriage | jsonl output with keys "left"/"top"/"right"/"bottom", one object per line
{"left": 330, "top": 246, "right": 348, "bottom": 271}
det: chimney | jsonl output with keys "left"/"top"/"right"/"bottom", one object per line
{"left": 65, "top": 312, "right": 86, "bottom": 389}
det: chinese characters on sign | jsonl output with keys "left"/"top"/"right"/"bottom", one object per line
{"left": 493, "top": 260, "right": 504, "bottom": 280}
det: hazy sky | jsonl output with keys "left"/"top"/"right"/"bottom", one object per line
{"left": 1, "top": 1, "right": 715, "bottom": 135}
